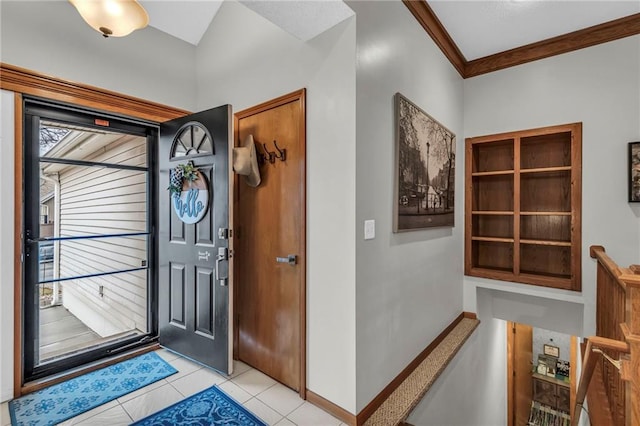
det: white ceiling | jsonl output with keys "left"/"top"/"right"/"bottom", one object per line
{"left": 138, "top": 1, "right": 640, "bottom": 60}
{"left": 428, "top": 0, "right": 640, "bottom": 61}
{"left": 139, "top": 0, "right": 354, "bottom": 45}
{"left": 139, "top": 1, "right": 224, "bottom": 46}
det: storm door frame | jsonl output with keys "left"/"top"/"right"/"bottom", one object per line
{"left": 21, "top": 97, "right": 160, "bottom": 383}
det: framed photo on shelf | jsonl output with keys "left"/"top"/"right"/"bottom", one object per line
{"left": 538, "top": 354, "right": 557, "bottom": 377}
{"left": 556, "top": 359, "right": 570, "bottom": 380}
{"left": 629, "top": 141, "right": 640, "bottom": 202}
{"left": 544, "top": 344, "right": 560, "bottom": 358}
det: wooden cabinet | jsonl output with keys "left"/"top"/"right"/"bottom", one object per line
{"left": 465, "top": 123, "right": 582, "bottom": 291}
{"left": 532, "top": 373, "right": 571, "bottom": 413}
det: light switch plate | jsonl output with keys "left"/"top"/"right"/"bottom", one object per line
{"left": 364, "top": 219, "right": 375, "bottom": 240}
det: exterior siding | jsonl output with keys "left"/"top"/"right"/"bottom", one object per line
{"left": 59, "top": 134, "right": 148, "bottom": 338}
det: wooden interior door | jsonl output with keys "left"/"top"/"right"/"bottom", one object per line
{"left": 508, "top": 322, "right": 533, "bottom": 426}
{"left": 234, "top": 90, "right": 306, "bottom": 395}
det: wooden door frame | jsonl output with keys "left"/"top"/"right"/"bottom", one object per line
{"left": 1, "top": 63, "right": 188, "bottom": 396}
{"left": 507, "top": 321, "right": 578, "bottom": 424}
{"left": 507, "top": 322, "right": 515, "bottom": 426}
{"left": 233, "top": 89, "right": 307, "bottom": 399}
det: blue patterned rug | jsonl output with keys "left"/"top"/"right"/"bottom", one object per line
{"left": 132, "top": 385, "right": 267, "bottom": 426}
{"left": 9, "top": 352, "right": 177, "bottom": 426}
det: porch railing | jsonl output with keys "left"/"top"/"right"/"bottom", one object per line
{"left": 572, "top": 245, "right": 640, "bottom": 426}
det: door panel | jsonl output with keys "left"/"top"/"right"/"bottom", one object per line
{"left": 235, "top": 91, "right": 305, "bottom": 392}
{"left": 508, "top": 322, "right": 533, "bottom": 426}
{"left": 159, "top": 106, "right": 233, "bottom": 374}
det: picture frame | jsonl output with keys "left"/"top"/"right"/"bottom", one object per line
{"left": 393, "top": 93, "right": 456, "bottom": 231}
{"left": 543, "top": 344, "right": 560, "bottom": 358}
{"left": 629, "top": 141, "right": 640, "bottom": 202}
{"left": 537, "top": 354, "right": 557, "bottom": 377}
{"left": 555, "top": 359, "right": 570, "bottom": 380}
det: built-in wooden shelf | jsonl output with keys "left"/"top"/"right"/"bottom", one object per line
{"left": 520, "top": 239, "right": 572, "bottom": 247}
{"left": 465, "top": 123, "right": 582, "bottom": 291}
{"left": 471, "top": 236, "right": 515, "bottom": 243}
{"left": 520, "top": 166, "right": 572, "bottom": 174}
{"left": 520, "top": 211, "right": 572, "bottom": 216}
{"left": 471, "top": 170, "right": 515, "bottom": 177}
{"left": 471, "top": 211, "right": 514, "bottom": 215}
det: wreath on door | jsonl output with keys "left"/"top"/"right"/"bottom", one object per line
{"left": 168, "top": 161, "right": 200, "bottom": 196}
{"left": 168, "top": 161, "right": 209, "bottom": 224}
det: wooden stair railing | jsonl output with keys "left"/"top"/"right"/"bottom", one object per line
{"left": 572, "top": 337, "right": 629, "bottom": 426}
{"left": 571, "top": 246, "right": 640, "bottom": 426}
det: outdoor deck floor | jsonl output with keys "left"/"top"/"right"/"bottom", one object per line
{"left": 39, "top": 305, "right": 101, "bottom": 362}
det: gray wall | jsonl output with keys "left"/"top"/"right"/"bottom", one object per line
{"left": 407, "top": 289, "right": 507, "bottom": 426}
{"left": 532, "top": 328, "right": 571, "bottom": 364}
{"left": 0, "top": 1, "right": 197, "bottom": 111}
{"left": 463, "top": 35, "right": 640, "bottom": 337}
{"left": 195, "top": 1, "right": 358, "bottom": 412}
{"left": 349, "top": 0, "right": 465, "bottom": 411}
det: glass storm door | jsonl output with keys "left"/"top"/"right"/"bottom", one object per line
{"left": 22, "top": 99, "right": 157, "bottom": 382}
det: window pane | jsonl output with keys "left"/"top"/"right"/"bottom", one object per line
{"left": 40, "top": 121, "right": 147, "bottom": 168}
{"left": 38, "top": 271, "right": 147, "bottom": 363}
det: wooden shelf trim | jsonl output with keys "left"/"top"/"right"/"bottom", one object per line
{"left": 471, "top": 211, "right": 514, "bottom": 215}
{"left": 467, "top": 123, "right": 581, "bottom": 144}
{"left": 471, "top": 170, "right": 515, "bottom": 176}
{"left": 520, "top": 211, "right": 571, "bottom": 216}
{"left": 471, "top": 236, "right": 514, "bottom": 243}
{"left": 532, "top": 372, "right": 571, "bottom": 388}
{"left": 520, "top": 166, "right": 571, "bottom": 174}
{"left": 520, "top": 239, "right": 572, "bottom": 247}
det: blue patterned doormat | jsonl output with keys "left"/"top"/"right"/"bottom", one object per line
{"left": 9, "top": 351, "right": 177, "bottom": 426}
{"left": 132, "top": 384, "right": 267, "bottom": 426}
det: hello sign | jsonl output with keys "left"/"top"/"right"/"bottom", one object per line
{"left": 172, "top": 171, "right": 209, "bottom": 224}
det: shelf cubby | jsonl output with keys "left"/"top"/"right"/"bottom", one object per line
{"left": 520, "top": 244, "right": 572, "bottom": 279}
{"left": 472, "top": 175, "right": 514, "bottom": 211}
{"left": 520, "top": 170, "right": 571, "bottom": 213}
{"left": 472, "top": 139, "right": 514, "bottom": 173}
{"left": 521, "top": 131, "right": 571, "bottom": 170}
{"left": 472, "top": 240, "right": 513, "bottom": 272}
{"left": 520, "top": 215, "right": 571, "bottom": 243}
{"left": 473, "top": 214, "right": 513, "bottom": 239}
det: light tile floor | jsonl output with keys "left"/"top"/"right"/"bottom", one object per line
{"left": 0, "top": 348, "right": 345, "bottom": 426}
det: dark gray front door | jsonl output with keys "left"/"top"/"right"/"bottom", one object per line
{"left": 158, "top": 105, "right": 232, "bottom": 374}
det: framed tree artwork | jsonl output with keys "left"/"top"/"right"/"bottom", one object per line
{"left": 393, "top": 93, "right": 456, "bottom": 231}
{"left": 629, "top": 141, "right": 640, "bottom": 202}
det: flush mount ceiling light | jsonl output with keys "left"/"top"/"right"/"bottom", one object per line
{"left": 69, "top": 0, "right": 149, "bottom": 38}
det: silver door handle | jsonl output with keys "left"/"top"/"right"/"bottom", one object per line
{"left": 216, "top": 247, "right": 228, "bottom": 286}
{"left": 276, "top": 255, "right": 297, "bottom": 265}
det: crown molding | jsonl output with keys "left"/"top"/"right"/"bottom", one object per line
{"left": 403, "top": 1, "right": 640, "bottom": 79}
{"left": 402, "top": 0, "right": 466, "bottom": 77}
{"left": 465, "top": 12, "right": 640, "bottom": 78}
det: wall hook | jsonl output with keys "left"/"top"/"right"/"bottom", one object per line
{"left": 262, "top": 143, "right": 276, "bottom": 163}
{"left": 273, "top": 140, "right": 286, "bottom": 162}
